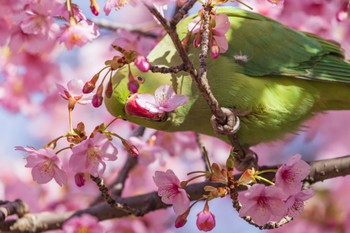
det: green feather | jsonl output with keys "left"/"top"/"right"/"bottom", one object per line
{"left": 105, "top": 7, "right": 350, "bottom": 146}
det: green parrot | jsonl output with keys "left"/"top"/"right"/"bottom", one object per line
{"left": 105, "top": 6, "right": 350, "bottom": 147}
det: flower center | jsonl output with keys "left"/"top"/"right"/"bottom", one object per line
{"left": 77, "top": 226, "right": 90, "bottom": 233}
{"left": 87, "top": 146, "right": 99, "bottom": 159}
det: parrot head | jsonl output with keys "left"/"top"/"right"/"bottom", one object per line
{"left": 104, "top": 65, "right": 195, "bottom": 131}
{"left": 124, "top": 93, "right": 168, "bottom": 122}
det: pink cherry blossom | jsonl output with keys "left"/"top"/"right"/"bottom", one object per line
{"left": 188, "top": 11, "right": 229, "bottom": 59}
{"left": 62, "top": 214, "right": 105, "bottom": 233}
{"left": 69, "top": 133, "right": 118, "bottom": 177}
{"left": 9, "top": 28, "right": 57, "bottom": 55}
{"left": 238, "top": 184, "right": 288, "bottom": 226}
{"left": 275, "top": 154, "right": 310, "bottom": 195}
{"left": 136, "top": 84, "right": 188, "bottom": 114}
{"left": 16, "top": 146, "right": 67, "bottom": 186}
{"left": 19, "top": 1, "right": 61, "bottom": 38}
{"left": 58, "top": 20, "right": 99, "bottom": 50}
{"left": 286, "top": 189, "right": 314, "bottom": 218}
{"left": 104, "top": 0, "right": 129, "bottom": 15}
{"left": 196, "top": 209, "right": 216, "bottom": 232}
{"left": 211, "top": 13, "right": 230, "bottom": 55}
{"left": 56, "top": 79, "right": 93, "bottom": 105}
{"left": 153, "top": 169, "right": 190, "bottom": 215}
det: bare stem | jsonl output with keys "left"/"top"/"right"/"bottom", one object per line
{"left": 149, "top": 64, "right": 186, "bottom": 74}
{"left": 170, "top": 0, "right": 198, "bottom": 27}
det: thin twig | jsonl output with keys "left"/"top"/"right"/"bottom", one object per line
{"left": 150, "top": 64, "right": 186, "bottom": 74}
{"left": 195, "top": 133, "right": 210, "bottom": 172}
{"left": 90, "top": 175, "right": 141, "bottom": 216}
{"left": 93, "top": 19, "right": 160, "bottom": 38}
{"left": 170, "top": 0, "right": 198, "bottom": 27}
{"left": 110, "top": 126, "right": 145, "bottom": 196}
{"left": 90, "top": 126, "right": 145, "bottom": 206}
{"left": 145, "top": 5, "right": 197, "bottom": 75}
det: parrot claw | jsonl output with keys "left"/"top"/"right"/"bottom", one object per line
{"left": 210, "top": 108, "right": 240, "bottom": 135}
{"left": 234, "top": 147, "right": 258, "bottom": 171}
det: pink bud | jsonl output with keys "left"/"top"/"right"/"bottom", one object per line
{"left": 336, "top": 1, "right": 349, "bottom": 22}
{"left": 128, "top": 144, "right": 139, "bottom": 156}
{"left": 196, "top": 210, "right": 216, "bottom": 232}
{"left": 122, "top": 140, "right": 140, "bottom": 156}
{"left": 175, "top": 212, "right": 189, "bottom": 228}
{"left": 92, "top": 94, "right": 103, "bottom": 107}
{"left": 105, "top": 78, "right": 113, "bottom": 98}
{"left": 83, "top": 82, "right": 95, "bottom": 94}
{"left": 210, "top": 44, "right": 219, "bottom": 59}
{"left": 75, "top": 173, "right": 86, "bottom": 187}
{"left": 90, "top": 5, "right": 99, "bottom": 15}
{"left": 193, "top": 33, "right": 201, "bottom": 48}
{"left": 83, "top": 73, "right": 99, "bottom": 94}
{"left": 90, "top": 0, "right": 100, "bottom": 16}
{"left": 128, "top": 80, "right": 139, "bottom": 93}
{"left": 134, "top": 56, "right": 150, "bottom": 72}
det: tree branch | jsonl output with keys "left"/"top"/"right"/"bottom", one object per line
{"left": 149, "top": 64, "right": 186, "bottom": 74}
{"left": 170, "top": 0, "right": 198, "bottom": 27}
{"left": 0, "top": 200, "right": 29, "bottom": 222}
{"left": 93, "top": 19, "right": 160, "bottom": 38}
{"left": 2, "top": 155, "right": 350, "bottom": 232}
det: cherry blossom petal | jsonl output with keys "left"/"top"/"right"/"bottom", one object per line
{"left": 135, "top": 94, "right": 160, "bottom": 113}
{"left": 172, "top": 189, "right": 191, "bottom": 215}
{"left": 214, "top": 35, "right": 229, "bottom": 53}
{"left": 213, "top": 14, "right": 230, "bottom": 36}
{"left": 275, "top": 154, "right": 310, "bottom": 195}
{"left": 32, "top": 163, "right": 54, "bottom": 184}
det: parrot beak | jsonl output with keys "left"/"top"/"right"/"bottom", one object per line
{"left": 124, "top": 94, "right": 167, "bottom": 122}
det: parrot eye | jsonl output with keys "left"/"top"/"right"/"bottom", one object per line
{"left": 136, "top": 76, "right": 145, "bottom": 84}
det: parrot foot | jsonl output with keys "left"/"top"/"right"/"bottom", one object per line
{"left": 234, "top": 147, "right": 258, "bottom": 171}
{"left": 210, "top": 107, "right": 240, "bottom": 135}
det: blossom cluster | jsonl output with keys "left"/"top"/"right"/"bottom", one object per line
{"left": 187, "top": 9, "right": 230, "bottom": 59}
{"left": 16, "top": 132, "right": 118, "bottom": 187}
{"left": 153, "top": 155, "right": 313, "bottom": 231}
{"left": 238, "top": 155, "right": 313, "bottom": 225}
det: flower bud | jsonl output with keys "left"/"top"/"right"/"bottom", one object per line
{"left": 134, "top": 56, "right": 150, "bottom": 72}
{"left": 92, "top": 84, "right": 103, "bottom": 107}
{"left": 175, "top": 210, "right": 189, "bottom": 228}
{"left": 90, "top": 0, "right": 100, "bottom": 16}
{"left": 83, "top": 73, "right": 100, "bottom": 94}
{"left": 92, "top": 94, "right": 103, "bottom": 107}
{"left": 336, "top": 1, "right": 350, "bottom": 22}
{"left": 193, "top": 33, "right": 201, "bottom": 48}
{"left": 196, "top": 209, "right": 216, "bottom": 232}
{"left": 210, "top": 44, "right": 219, "bottom": 59}
{"left": 105, "top": 78, "right": 113, "bottom": 98}
{"left": 128, "top": 80, "right": 139, "bottom": 93}
{"left": 75, "top": 173, "right": 86, "bottom": 187}
{"left": 122, "top": 139, "right": 139, "bottom": 156}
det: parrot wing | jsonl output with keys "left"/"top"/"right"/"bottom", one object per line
{"left": 179, "top": 7, "right": 350, "bottom": 83}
